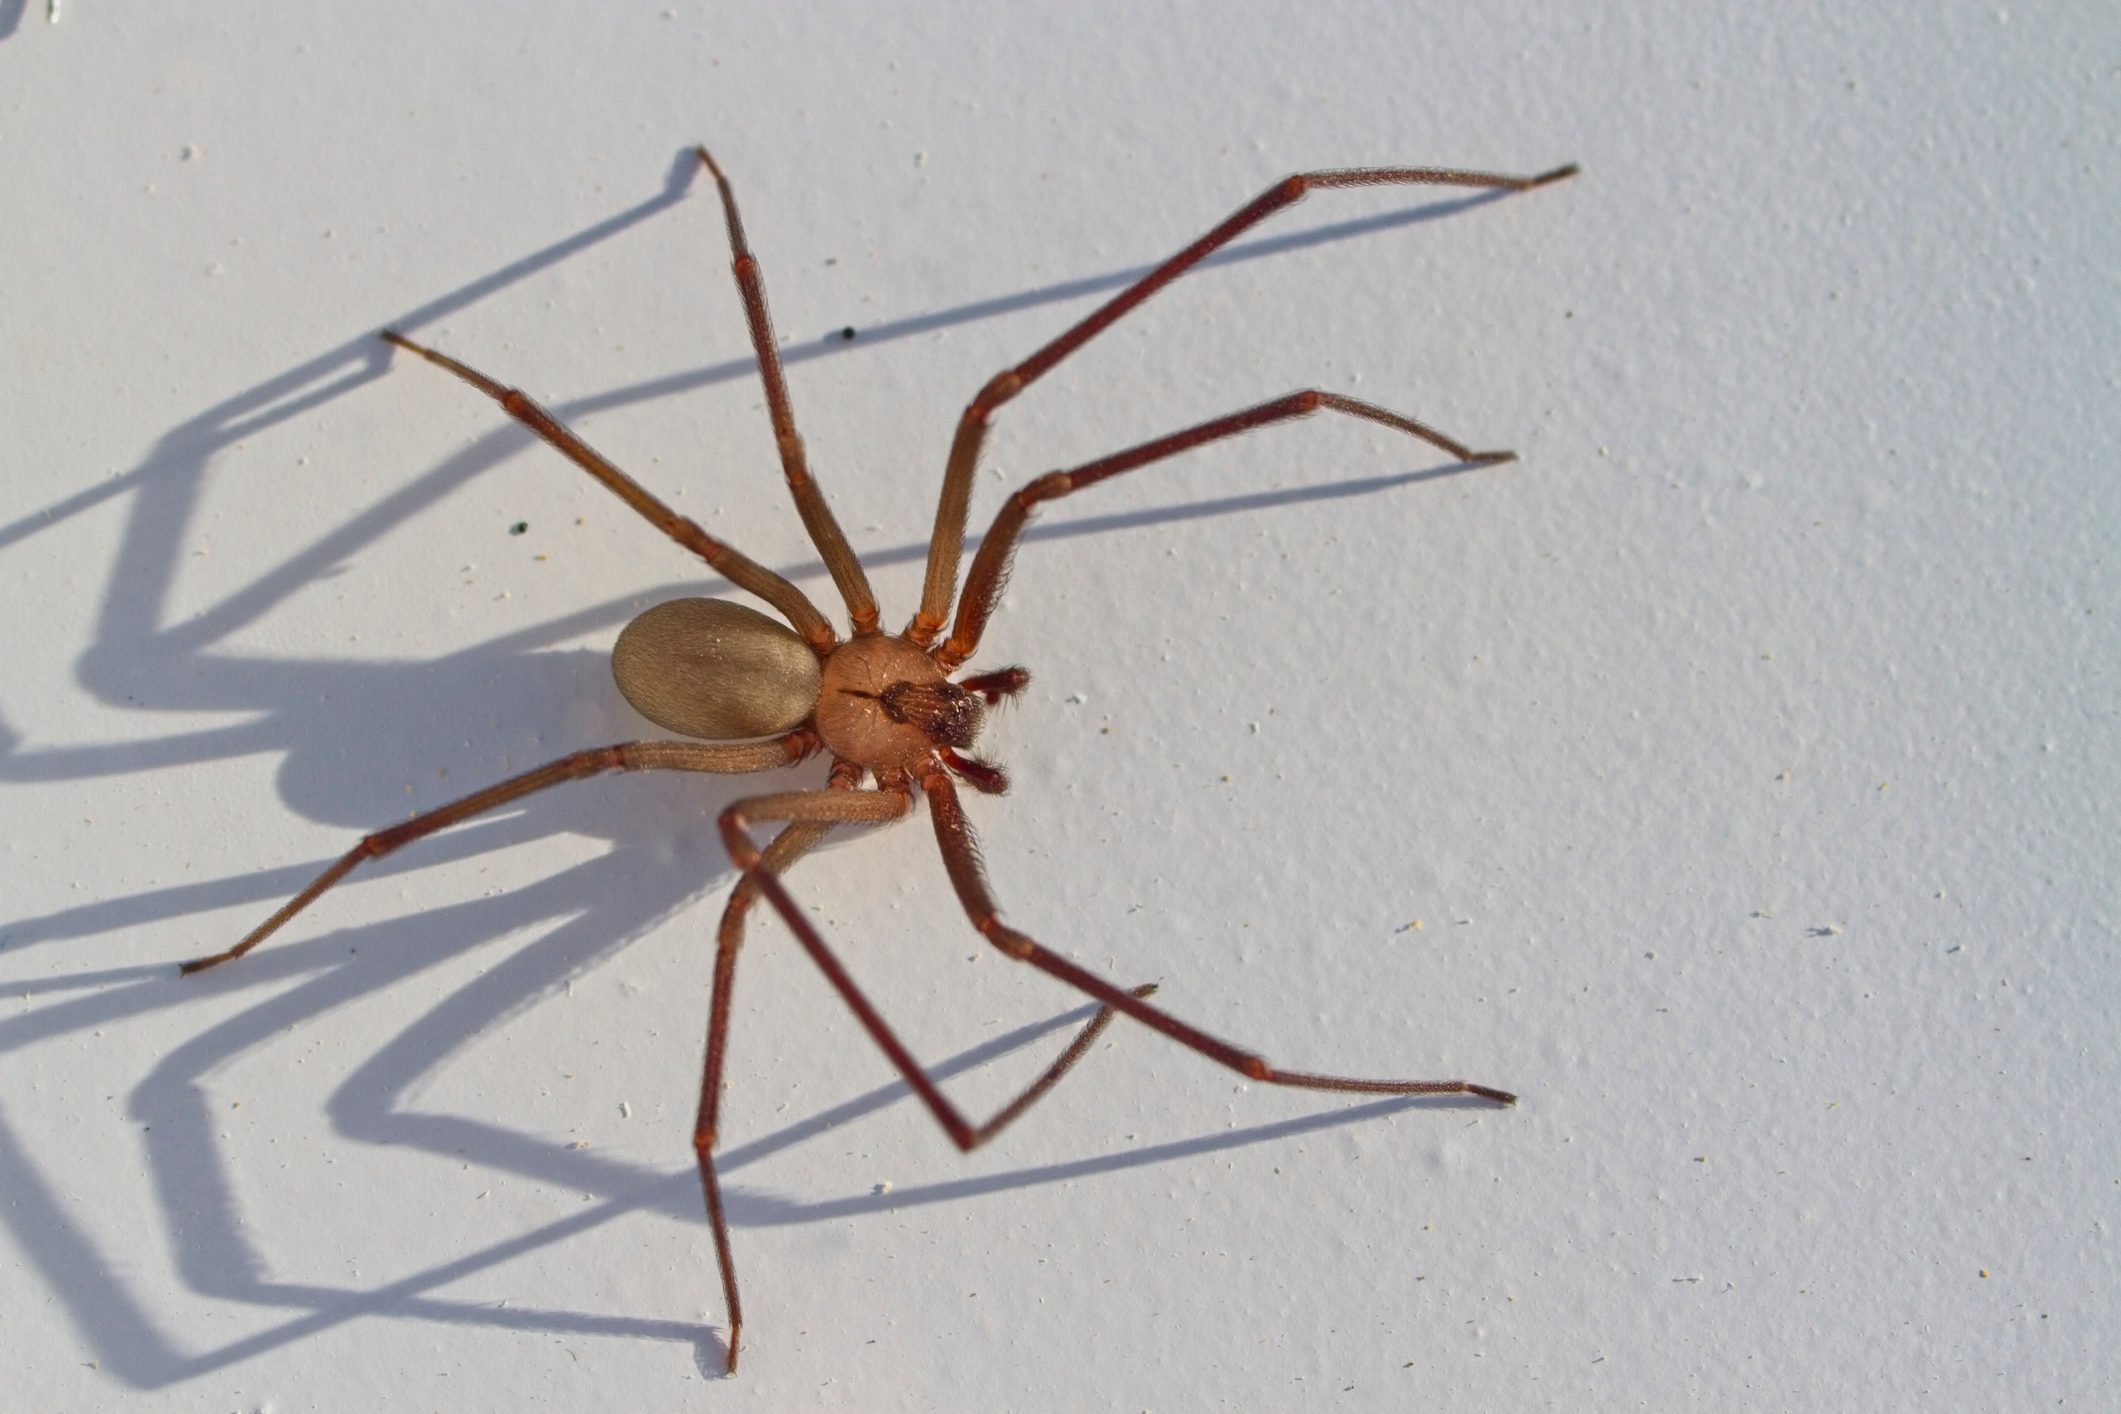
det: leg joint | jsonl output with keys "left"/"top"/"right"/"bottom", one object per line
{"left": 970, "top": 370, "right": 1023, "bottom": 417}
{"left": 981, "top": 918, "right": 1035, "bottom": 960}
{"left": 776, "top": 432, "right": 808, "bottom": 480}
{"left": 1022, "top": 471, "right": 1073, "bottom": 504}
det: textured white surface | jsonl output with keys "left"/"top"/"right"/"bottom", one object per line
{"left": 2, "top": 3, "right": 2116, "bottom": 1409}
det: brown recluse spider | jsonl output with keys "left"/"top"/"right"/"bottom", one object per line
{"left": 180, "top": 145, "right": 1576, "bottom": 1373}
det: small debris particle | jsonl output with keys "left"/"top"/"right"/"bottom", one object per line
{"left": 838, "top": 326, "right": 858, "bottom": 341}
{"left": 1395, "top": 919, "right": 1424, "bottom": 934}
{"left": 619, "top": 1102, "right": 632, "bottom": 1119}
{"left": 181, "top": 144, "right": 201, "bottom": 162}
{"left": 873, "top": 1181, "right": 893, "bottom": 1196}
{"left": 509, "top": 521, "right": 529, "bottom": 536}
{"left": 1980, "top": 1269, "right": 1990, "bottom": 1278}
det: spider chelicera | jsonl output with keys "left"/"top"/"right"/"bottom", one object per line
{"left": 181, "top": 145, "right": 1575, "bottom": 1373}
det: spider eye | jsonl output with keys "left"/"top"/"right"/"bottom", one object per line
{"left": 613, "top": 598, "right": 821, "bottom": 740}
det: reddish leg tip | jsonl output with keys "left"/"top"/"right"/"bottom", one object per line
{"left": 1470, "top": 1084, "right": 1517, "bottom": 1106}
{"left": 1534, "top": 163, "right": 1581, "bottom": 186}
{"left": 957, "top": 666, "right": 1031, "bottom": 704}
{"left": 941, "top": 748, "right": 1009, "bottom": 796}
{"left": 1472, "top": 450, "right": 1516, "bottom": 466}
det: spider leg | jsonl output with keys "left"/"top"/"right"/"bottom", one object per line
{"left": 714, "top": 785, "right": 1160, "bottom": 1152}
{"left": 695, "top": 147, "right": 879, "bottom": 635}
{"left": 697, "top": 777, "right": 1153, "bottom": 1374}
{"left": 694, "top": 812, "right": 833, "bottom": 1377}
{"left": 907, "top": 160, "right": 1577, "bottom": 644}
{"left": 691, "top": 757, "right": 875, "bottom": 1374}
{"left": 705, "top": 776, "right": 1153, "bottom": 1369}
{"left": 379, "top": 330, "right": 836, "bottom": 651}
{"left": 919, "top": 766, "right": 1516, "bottom": 1105}
{"left": 937, "top": 389, "right": 1507, "bottom": 668}
{"left": 178, "top": 735, "right": 814, "bottom": 974}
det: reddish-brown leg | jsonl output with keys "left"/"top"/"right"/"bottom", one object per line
{"left": 694, "top": 147, "right": 879, "bottom": 635}
{"left": 379, "top": 330, "right": 836, "bottom": 651}
{"left": 178, "top": 735, "right": 814, "bottom": 974}
{"left": 715, "top": 785, "right": 1160, "bottom": 1150}
{"left": 693, "top": 813, "right": 831, "bottom": 1377}
{"left": 937, "top": 389, "right": 1509, "bottom": 668}
{"left": 919, "top": 766, "right": 1516, "bottom": 1105}
{"left": 907, "top": 160, "right": 1578, "bottom": 644}
{"left": 704, "top": 774, "right": 1153, "bottom": 1371}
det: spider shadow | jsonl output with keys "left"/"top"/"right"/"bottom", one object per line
{"left": 0, "top": 150, "right": 1524, "bottom": 1385}
{"left": 3, "top": 920, "right": 1490, "bottom": 1383}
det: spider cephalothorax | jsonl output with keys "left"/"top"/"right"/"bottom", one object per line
{"left": 610, "top": 593, "right": 1016, "bottom": 788}
{"left": 183, "top": 143, "right": 1573, "bottom": 1374}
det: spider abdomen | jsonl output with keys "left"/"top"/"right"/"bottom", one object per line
{"left": 612, "top": 597, "right": 822, "bottom": 740}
